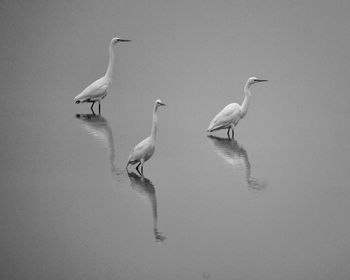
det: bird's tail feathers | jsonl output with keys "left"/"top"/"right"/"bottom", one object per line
{"left": 207, "top": 121, "right": 217, "bottom": 132}
{"left": 207, "top": 125, "right": 216, "bottom": 132}
{"left": 126, "top": 157, "right": 134, "bottom": 168}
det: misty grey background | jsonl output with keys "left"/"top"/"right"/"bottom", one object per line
{"left": 1, "top": 0, "right": 350, "bottom": 279}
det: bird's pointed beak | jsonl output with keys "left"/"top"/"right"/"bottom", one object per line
{"left": 159, "top": 102, "right": 166, "bottom": 106}
{"left": 118, "top": 39, "right": 131, "bottom": 42}
{"left": 255, "top": 79, "right": 268, "bottom": 83}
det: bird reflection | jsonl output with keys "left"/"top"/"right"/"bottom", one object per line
{"left": 75, "top": 113, "right": 117, "bottom": 175}
{"left": 208, "top": 136, "right": 266, "bottom": 190}
{"left": 127, "top": 171, "right": 166, "bottom": 242}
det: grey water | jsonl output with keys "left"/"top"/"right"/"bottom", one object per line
{"left": 1, "top": 1, "right": 350, "bottom": 280}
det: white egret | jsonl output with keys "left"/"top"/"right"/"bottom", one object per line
{"left": 126, "top": 99, "right": 166, "bottom": 175}
{"left": 74, "top": 37, "right": 131, "bottom": 114}
{"left": 207, "top": 77, "right": 267, "bottom": 139}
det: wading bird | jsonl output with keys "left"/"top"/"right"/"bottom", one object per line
{"left": 126, "top": 99, "right": 166, "bottom": 175}
{"left": 207, "top": 77, "right": 267, "bottom": 139}
{"left": 74, "top": 37, "right": 131, "bottom": 114}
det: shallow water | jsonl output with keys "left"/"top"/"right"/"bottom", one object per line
{"left": 1, "top": 1, "right": 350, "bottom": 280}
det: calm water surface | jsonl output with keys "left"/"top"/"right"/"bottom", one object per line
{"left": 1, "top": 1, "right": 350, "bottom": 280}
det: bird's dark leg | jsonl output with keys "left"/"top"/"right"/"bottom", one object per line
{"left": 98, "top": 101, "right": 101, "bottom": 115}
{"left": 136, "top": 162, "right": 142, "bottom": 175}
{"left": 90, "top": 102, "right": 95, "bottom": 114}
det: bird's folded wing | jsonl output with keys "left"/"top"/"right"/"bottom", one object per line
{"left": 208, "top": 104, "right": 241, "bottom": 130}
{"left": 74, "top": 79, "right": 108, "bottom": 101}
{"left": 129, "top": 138, "right": 150, "bottom": 160}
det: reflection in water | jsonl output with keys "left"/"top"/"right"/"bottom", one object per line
{"left": 75, "top": 114, "right": 118, "bottom": 175}
{"left": 127, "top": 171, "right": 166, "bottom": 242}
{"left": 208, "top": 136, "right": 266, "bottom": 190}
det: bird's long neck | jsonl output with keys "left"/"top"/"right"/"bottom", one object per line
{"left": 150, "top": 105, "right": 158, "bottom": 141}
{"left": 241, "top": 82, "right": 252, "bottom": 117}
{"left": 104, "top": 42, "right": 115, "bottom": 81}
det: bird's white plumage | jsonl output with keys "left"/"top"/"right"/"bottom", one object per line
{"left": 207, "top": 77, "right": 267, "bottom": 137}
{"left": 207, "top": 103, "right": 242, "bottom": 132}
{"left": 128, "top": 137, "right": 155, "bottom": 164}
{"left": 74, "top": 36, "right": 130, "bottom": 112}
{"left": 74, "top": 77, "right": 109, "bottom": 103}
{"left": 127, "top": 99, "right": 166, "bottom": 174}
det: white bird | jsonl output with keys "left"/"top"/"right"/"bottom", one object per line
{"left": 74, "top": 37, "right": 131, "bottom": 114}
{"left": 207, "top": 77, "right": 267, "bottom": 139}
{"left": 126, "top": 99, "right": 166, "bottom": 175}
